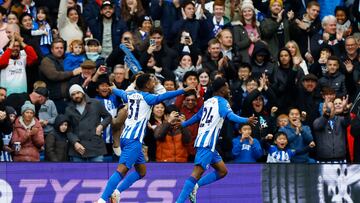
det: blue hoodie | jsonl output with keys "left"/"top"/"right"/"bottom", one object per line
{"left": 279, "top": 124, "right": 314, "bottom": 163}
{"left": 232, "top": 136, "right": 263, "bottom": 163}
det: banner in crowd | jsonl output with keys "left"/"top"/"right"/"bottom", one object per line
{"left": 2, "top": 163, "right": 360, "bottom": 203}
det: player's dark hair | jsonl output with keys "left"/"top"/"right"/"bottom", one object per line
{"left": 211, "top": 77, "right": 227, "bottom": 93}
{"left": 136, "top": 73, "right": 152, "bottom": 90}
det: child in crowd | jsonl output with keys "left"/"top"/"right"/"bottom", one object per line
{"left": 84, "top": 38, "right": 105, "bottom": 68}
{"left": 34, "top": 81, "right": 58, "bottom": 137}
{"left": 266, "top": 132, "right": 315, "bottom": 163}
{"left": 32, "top": 7, "right": 52, "bottom": 56}
{"left": 310, "top": 46, "right": 332, "bottom": 78}
{"left": 318, "top": 86, "right": 337, "bottom": 116}
{"left": 64, "top": 39, "right": 86, "bottom": 71}
{"left": 276, "top": 114, "right": 289, "bottom": 129}
{"left": 45, "top": 114, "right": 70, "bottom": 162}
{"left": 7, "top": 12, "right": 19, "bottom": 24}
{"left": 232, "top": 123, "right": 263, "bottom": 163}
{"left": 163, "top": 78, "right": 177, "bottom": 106}
{"left": 231, "top": 63, "right": 252, "bottom": 115}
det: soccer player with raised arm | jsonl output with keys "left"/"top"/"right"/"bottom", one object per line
{"left": 96, "top": 73, "right": 195, "bottom": 203}
{"left": 176, "top": 78, "right": 257, "bottom": 203}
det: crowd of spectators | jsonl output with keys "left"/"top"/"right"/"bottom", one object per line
{"left": 1, "top": 0, "right": 360, "bottom": 163}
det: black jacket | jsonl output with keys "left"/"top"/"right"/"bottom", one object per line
{"left": 271, "top": 66, "right": 299, "bottom": 114}
{"left": 313, "top": 115, "right": 349, "bottom": 161}
{"left": 251, "top": 41, "right": 275, "bottom": 82}
{"left": 65, "top": 95, "right": 112, "bottom": 158}
{"left": 318, "top": 71, "right": 347, "bottom": 97}
{"left": 45, "top": 114, "right": 70, "bottom": 161}
{"left": 289, "top": 15, "right": 321, "bottom": 56}
{"left": 140, "top": 44, "right": 178, "bottom": 71}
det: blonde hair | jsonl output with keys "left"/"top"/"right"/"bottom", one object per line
{"left": 286, "top": 40, "right": 303, "bottom": 60}
{"left": 33, "top": 80, "right": 47, "bottom": 89}
{"left": 69, "top": 39, "right": 84, "bottom": 53}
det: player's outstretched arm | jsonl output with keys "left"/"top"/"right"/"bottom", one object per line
{"left": 146, "top": 86, "right": 197, "bottom": 105}
{"left": 111, "top": 87, "right": 128, "bottom": 102}
{"left": 181, "top": 107, "right": 203, "bottom": 128}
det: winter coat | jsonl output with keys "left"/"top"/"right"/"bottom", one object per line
{"left": 250, "top": 41, "right": 275, "bottom": 82}
{"left": 65, "top": 95, "right": 112, "bottom": 158}
{"left": 45, "top": 115, "right": 69, "bottom": 161}
{"left": 295, "top": 86, "right": 322, "bottom": 127}
{"left": 310, "top": 32, "right": 345, "bottom": 61}
{"left": 279, "top": 124, "right": 314, "bottom": 163}
{"left": 39, "top": 54, "right": 74, "bottom": 100}
{"left": 140, "top": 44, "right": 178, "bottom": 72}
{"left": 289, "top": 15, "right": 321, "bottom": 56}
{"left": 271, "top": 66, "right": 299, "bottom": 114}
{"left": 318, "top": 71, "right": 347, "bottom": 97}
{"left": 313, "top": 115, "right": 349, "bottom": 161}
{"left": 260, "top": 17, "right": 291, "bottom": 58}
{"left": 171, "top": 18, "right": 202, "bottom": 50}
{"left": 11, "top": 117, "right": 44, "bottom": 162}
{"left": 150, "top": 0, "right": 179, "bottom": 42}
{"left": 154, "top": 122, "right": 191, "bottom": 162}
{"left": 231, "top": 23, "right": 252, "bottom": 63}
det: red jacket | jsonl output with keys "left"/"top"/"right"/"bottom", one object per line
{"left": 11, "top": 117, "right": 44, "bottom": 162}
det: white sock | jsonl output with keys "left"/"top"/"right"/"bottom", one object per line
{"left": 97, "top": 198, "right": 106, "bottom": 203}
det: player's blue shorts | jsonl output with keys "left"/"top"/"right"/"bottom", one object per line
{"left": 119, "top": 138, "right": 146, "bottom": 169}
{"left": 194, "top": 147, "right": 222, "bottom": 170}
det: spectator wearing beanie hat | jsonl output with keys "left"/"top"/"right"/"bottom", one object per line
{"left": 260, "top": 0, "right": 293, "bottom": 58}
{"left": 237, "top": 0, "right": 261, "bottom": 57}
{"left": 133, "top": 16, "right": 153, "bottom": 52}
{"left": 11, "top": 100, "right": 44, "bottom": 162}
{"left": 65, "top": 84, "right": 112, "bottom": 162}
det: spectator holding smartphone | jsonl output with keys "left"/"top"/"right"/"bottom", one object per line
{"left": 106, "top": 31, "right": 141, "bottom": 70}
{"left": 154, "top": 105, "right": 191, "bottom": 162}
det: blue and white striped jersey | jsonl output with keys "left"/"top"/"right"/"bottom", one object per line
{"left": 266, "top": 146, "right": 295, "bottom": 163}
{"left": 182, "top": 96, "right": 249, "bottom": 152}
{"left": 113, "top": 88, "right": 185, "bottom": 143}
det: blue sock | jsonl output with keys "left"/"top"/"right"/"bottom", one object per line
{"left": 117, "top": 171, "right": 142, "bottom": 192}
{"left": 176, "top": 177, "right": 197, "bottom": 203}
{"left": 197, "top": 171, "right": 221, "bottom": 187}
{"left": 100, "top": 171, "right": 123, "bottom": 200}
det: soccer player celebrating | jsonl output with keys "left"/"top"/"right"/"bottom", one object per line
{"left": 176, "top": 78, "right": 257, "bottom": 203}
{"left": 96, "top": 73, "right": 195, "bottom": 203}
